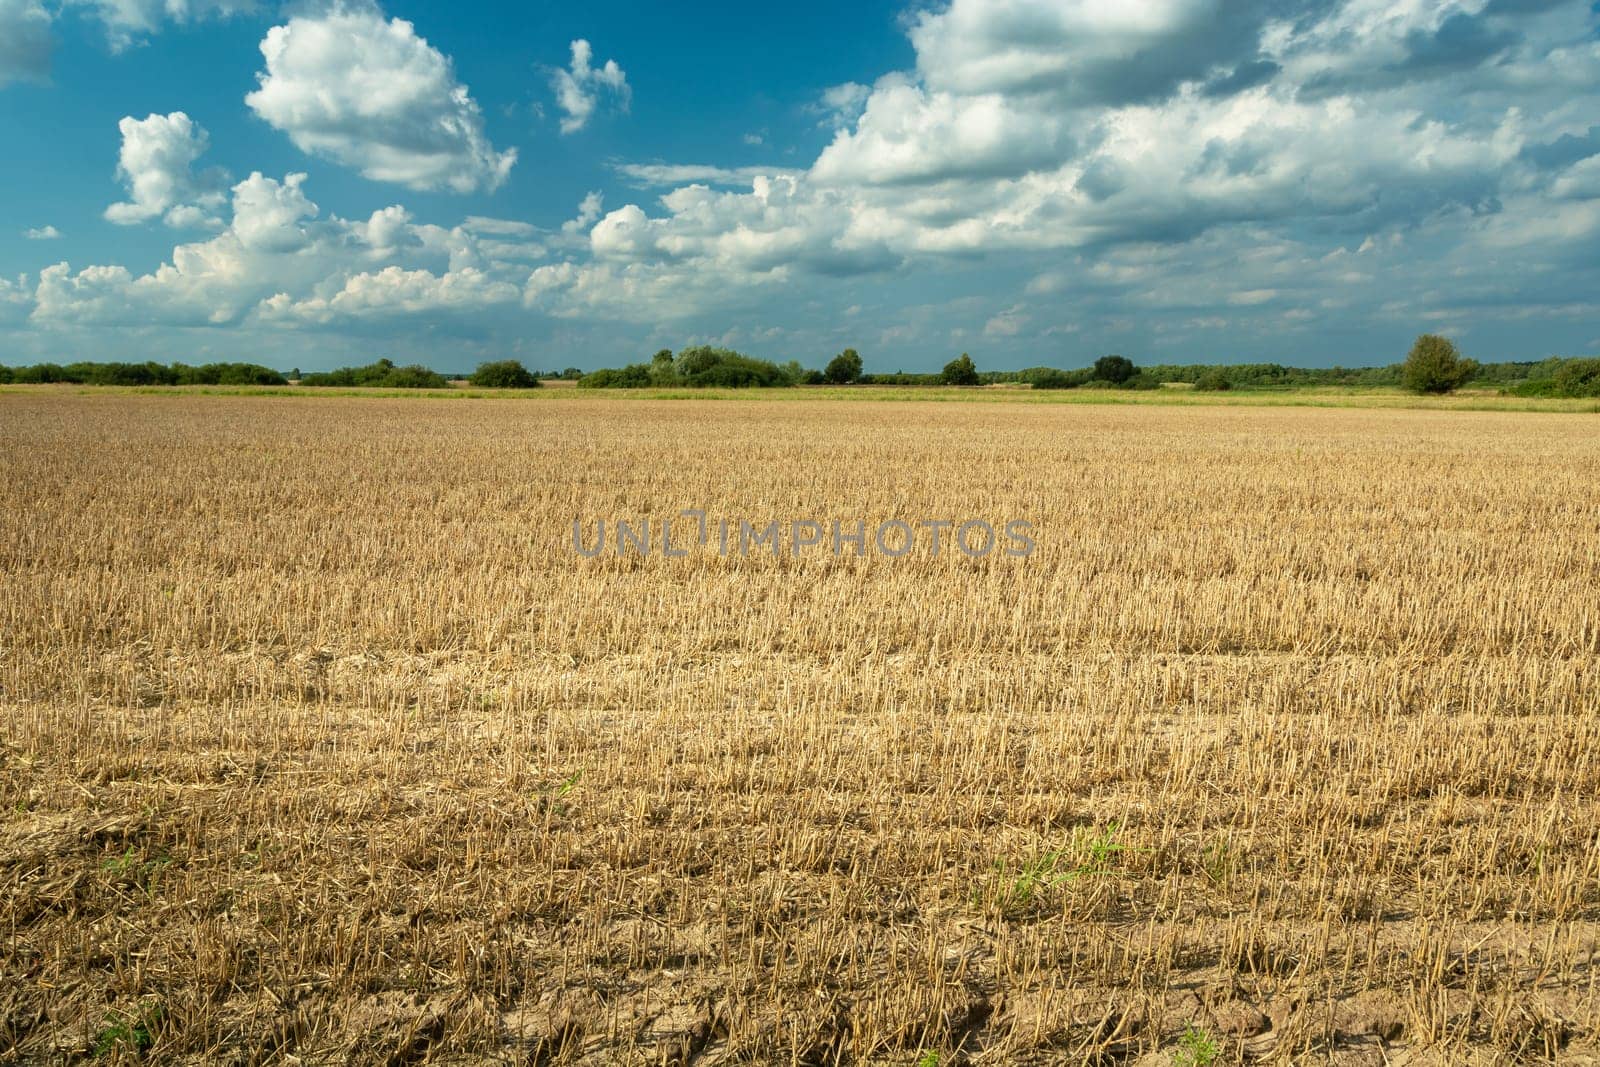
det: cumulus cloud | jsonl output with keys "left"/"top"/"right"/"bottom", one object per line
{"left": 104, "top": 112, "right": 228, "bottom": 228}
{"left": 24, "top": 225, "right": 62, "bottom": 240}
{"left": 521, "top": 174, "right": 898, "bottom": 322}
{"left": 44, "top": 171, "right": 331, "bottom": 327}
{"left": 814, "top": 82, "right": 871, "bottom": 128}
{"left": 230, "top": 170, "right": 317, "bottom": 251}
{"left": 587, "top": 0, "right": 1596, "bottom": 279}
{"left": 908, "top": 0, "right": 1275, "bottom": 105}
{"left": 245, "top": 6, "right": 516, "bottom": 193}
{"left": 260, "top": 265, "right": 518, "bottom": 323}
{"left": 549, "top": 38, "right": 629, "bottom": 134}
{"left": 811, "top": 76, "right": 1070, "bottom": 186}
{"left": 35, "top": 168, "right": 540, "bottom": 333}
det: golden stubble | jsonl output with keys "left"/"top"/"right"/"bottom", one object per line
{"left": 1, "top": 392, "right": 1598, "bottom": 1064}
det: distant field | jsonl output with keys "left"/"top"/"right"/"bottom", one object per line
{"left": 3, "top": 392, "right": 1599, "bottom": 1064}
{"left": 5, "top": 378, "right": 1600, "bottom": 413}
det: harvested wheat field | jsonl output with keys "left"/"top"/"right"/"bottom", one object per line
{"left": 3, "top": 391, "right": 1600, "bottom": 1065}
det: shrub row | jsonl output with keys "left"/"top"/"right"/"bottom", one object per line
{"left": 0, "top": 361, "right": 287, "bottom": 386}
{"left": 579, "top": 346, "right": 802, "bottom": 389}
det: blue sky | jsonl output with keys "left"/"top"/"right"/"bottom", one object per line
{"left": 1, "top": 0, "right": 1597, "bottom": 373}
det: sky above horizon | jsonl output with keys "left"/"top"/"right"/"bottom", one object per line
{"left": 1, "top": 0, "right": 1597, "bottom": 374}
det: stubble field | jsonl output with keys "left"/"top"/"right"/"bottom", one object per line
{"left": 2, "top": 391, "right": 1599, "bottom": 1065}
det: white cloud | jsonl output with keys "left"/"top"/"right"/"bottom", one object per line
{"left": 104, "top": 112, "right": 228, "bottom": 228}
{"left": 562, "top": 191, "right": 604, "bottom": 235}
{"left": 814, "top": 82, "right": 871, "bottom": 128}
{"left": 519, "top": 175, "right": 898, "bottom": 322}
{"left": 245, "top": 6, "right": 516, "bottom": 193}
{"left": 1, "top": 0, "right": 251, "bottom": 80}
{"left": 0, "top": 274, "right": 34, "bottom": 323}
{"left": 983, "top": 304, "right": 1028, "bottom": 337}
{"left": 463, "top": 216, "right": 539, "bottom": 238}
{"left": 594, "top": 0, "right": 1593, "bottom": 281}
{"left": 34, "top": 168, "right": 540, "bottom": 332}
{"left": 352, "top": 205, "right": 416, "bottom": 256}
{"left": 614, "top": 162, "right": 804, "bottom": 187}
{"left": 69, "top": 0, "right": 254, "bottom": 52}
{"left": 549, "top": 38, "right": 629, "bottom": 134}
{"left": 0, "top": 0, "right": 52, "bottom": 85}
{"left": 24, "top": 225, "right": 62, "bottom": 240}
{"left": 811, "top": 76, "right": 1069, "bottom": 186}
{"left": 259, "top": 265, "right": 519, "bottom": 323}
{"left": 507, "top": 0, "right": 1600, "bottom": 354}
{"left": 908, "top": 0, "right": 1258, "bottom": 104}
{"left": 230, "top": 171, "right": 316, "bottom": 252}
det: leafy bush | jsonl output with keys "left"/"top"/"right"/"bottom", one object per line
{"left": 650, "top": 349, "right": 679, "bottom": 386}
{"left": 824, "top": 349, "right": 863, "bottom": 384}
{"left": 582, "top": 346, "right": 797, "bottom": 388}
{"left": 1552, "top": 358, "right": 1600, "bottom": 398}
{"left": 174, "top": 363, "right": 287, "bottom": 385}
{"left": 384, "top": 365, "right": 452, "bottom": 388}
{"left": 1031, "top": 368, "right": 1091, "bottom": 390}
{"left": 299, "top": 359, "right": 449, "bottom": 388}
{"left": 63, "top": 361, "right": 175, "bottom": 385}
{"left": 1141, "top": 362, "right": 1404, "bottom": 389}
{"left": 577, "top": 363, "right": 653, "bottom": 388}
{"left": 1, "top": 360, "right": 286, "bottom": 386}
{"left": 1093, "top": 355, "right": 1136, "bottom": 384}
{"left": 1194, "top": 368, "right": 1232, "bottom": 392}
{"left": 469, "top": 360, "right": 541, "bottom": 388}
{"left": 940, "top": 353, "right": 980, "bottom": 386}
{"left": 11, "top": 363, "right": 68, "bottom": 383}
{"left": 1401, "top": 334, "right": 1476, "bottom": 394}
{"left": 859, "top": 371, "right": 941, "bottom": 385}
{"left": 682, "top": 351, "right": 793, "bottom": 387}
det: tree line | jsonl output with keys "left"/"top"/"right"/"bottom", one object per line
{"left": 575, "top": 338, "right": 1600, "bottom": 397}
{"left": 6, "top": 338, "right": 1598, "bottom": 398}
{"left": 0, "top": 361, "right": 288, "bottom": 386}
{"left": 0, "top": 358, "right": 581, "bottom": 389}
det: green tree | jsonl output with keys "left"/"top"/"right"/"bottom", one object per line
{"left": 1551, "top": 357, "right": 1600, "bottom": 398}
{"left": 1194, "top": 368, "right": 1232, "bottom": 392}
{"left": 824, "top": 348, "right": 864, "bottom": 384}
{"left": 469, "top": 360, "right": 541, "bottom": 388}
{"left": 940, "top": 353, "right": 979, "bottom": 386}
{"left": 577, "top": 364, "right": 652, "bottom": 388}
{"left": 649, "top": 349, "right": 678, "bottom": 386}
{"left": 299, "top": 359, "right": 448, "bottom": 388}
{"left": 1401, "top": 334, "right": 1476, "bottom": 394}
{"left": 1092, "top": 355, "right": 1136, "bottom": 384}
{"left": 674, "top": 346, "right": 721, "bottom": 379}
